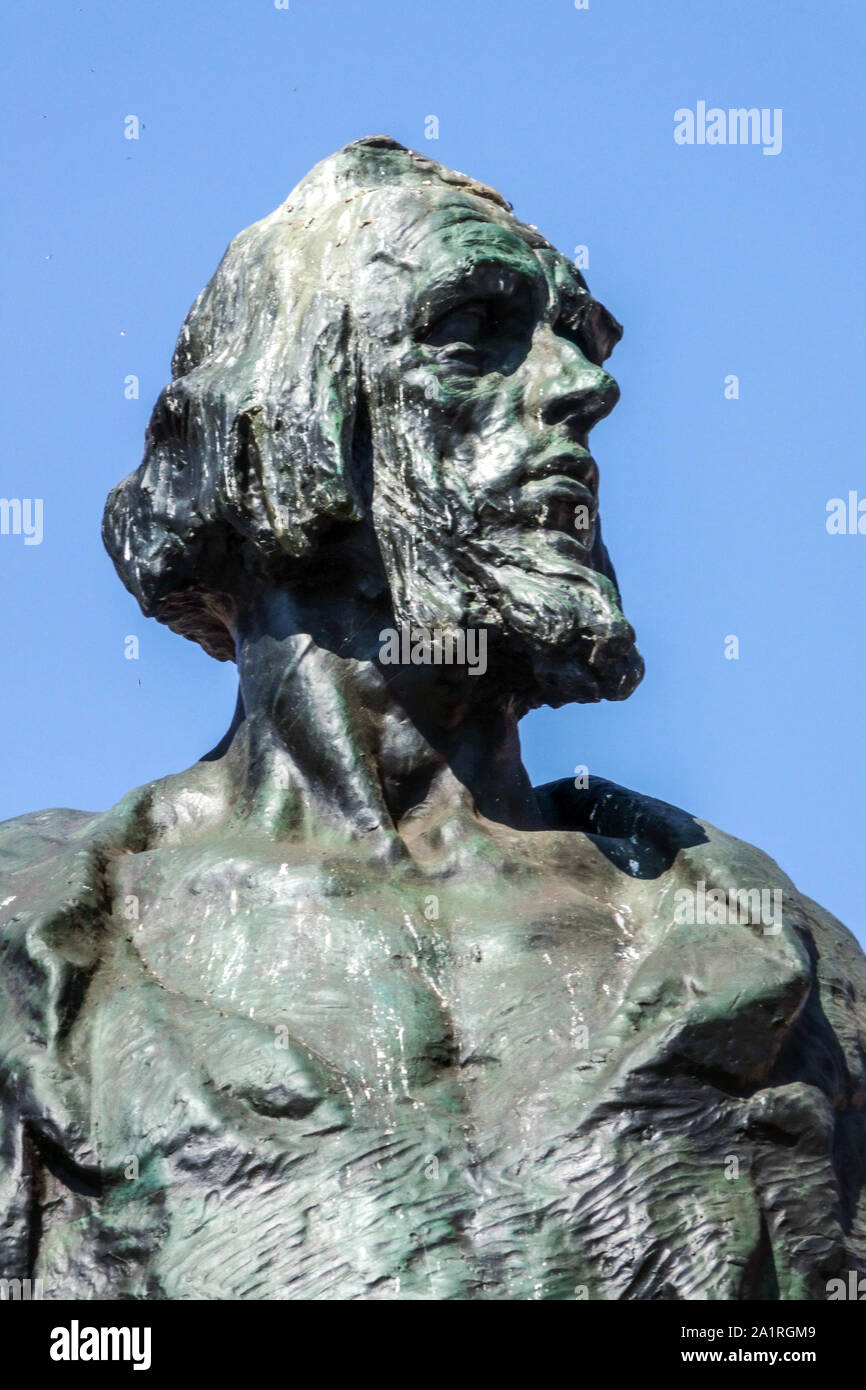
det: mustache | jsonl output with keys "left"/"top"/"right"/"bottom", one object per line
{"left": 369, "top": 462, "right": 643, "bottom": 708}
{"left": 472, "top": 447, "right": 601, "bottom": 550}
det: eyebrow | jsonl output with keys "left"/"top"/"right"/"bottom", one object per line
{"left": 541, "top": 253, "right": 623, "bottom": 364}
{"left": 410, "top": 255, "right": 543, "bottom": 329}
{"left": 557, "top": 291, "right": 623, "bottom": 365}
{"left": 384, "top": 199, "right": 620, "bottom": 360}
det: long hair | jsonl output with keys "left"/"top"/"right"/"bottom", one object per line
{"left": 102, "top": 136, "right": 513, "bottom": 660}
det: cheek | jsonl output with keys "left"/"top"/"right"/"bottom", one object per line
{"left": 367, "top": 352, "right": 534, "bottom": 499}
{"left": 425, "top": 374, "right": 530, "bottom": 468}
{"left": 450, "top": 389, "right": 535, "bottom": 495}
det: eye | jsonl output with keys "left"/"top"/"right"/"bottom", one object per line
{"left": 424, "top": 300, "right": 492, "bottom": 350}
{"left": 418, "top": 286, "right": 535, "bottom": 376}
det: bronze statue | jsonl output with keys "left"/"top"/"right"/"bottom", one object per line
{"left": 2, "top": 137, "right": 864, "bottom": 1300}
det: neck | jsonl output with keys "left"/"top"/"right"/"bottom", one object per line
{"left": 220, "top": 587, "right": 543, "bottom": 855}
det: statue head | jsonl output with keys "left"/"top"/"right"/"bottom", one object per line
{"left": 103, "top": 135, "right": 643, "bottom": 712}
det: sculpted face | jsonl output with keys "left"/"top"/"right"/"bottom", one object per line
{"left": 104, "top": 139, "right": 643, "bottom": 710}
{"left": 345, "top": 185, "right": 644, "bottom": 708}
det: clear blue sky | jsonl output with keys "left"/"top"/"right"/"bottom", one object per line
{"left": 2, "top": 0, "right": 864, "bottom": 940}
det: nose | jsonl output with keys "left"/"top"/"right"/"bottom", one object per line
{"left": 527, "top": 325, "right": 620, "bottom": 435}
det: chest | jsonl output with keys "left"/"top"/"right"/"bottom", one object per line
{"left": 111, "top": 839, "right": 652, "bottom": 1104}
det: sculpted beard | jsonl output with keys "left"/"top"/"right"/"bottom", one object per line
{"left": 369, "top": 467, "right": 644, "bottom": 710}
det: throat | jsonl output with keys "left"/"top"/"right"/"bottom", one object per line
{"left": 223, "top": 587, "right": 544, "bottom": 850}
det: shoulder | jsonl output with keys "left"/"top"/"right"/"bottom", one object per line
{"left": 0, "top": 756, "right": 224, "bottom": 884}
{"left": 0, "top": 807, "right": 100, "bottom": 877}
{"left": 534, "top": 774, "right": 716, "bottom": 879}
{"left": 536, "top": 771, "right": 866, "bottom": 1041}
{"left": 535, "top": 772, "right": 864, "bottom": 965}
{"left": 535, "top": 772, "right": 813, "bottom": 887}
{"left": 535, "top": 773, "right": 711, "bottom": 846}
{"left": 0, "top": 797, "right": 139, "bottom": 1012}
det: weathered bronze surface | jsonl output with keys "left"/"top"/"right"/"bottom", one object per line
{"left": 2, "top": 137, "right": 864, "bottom": 1300}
